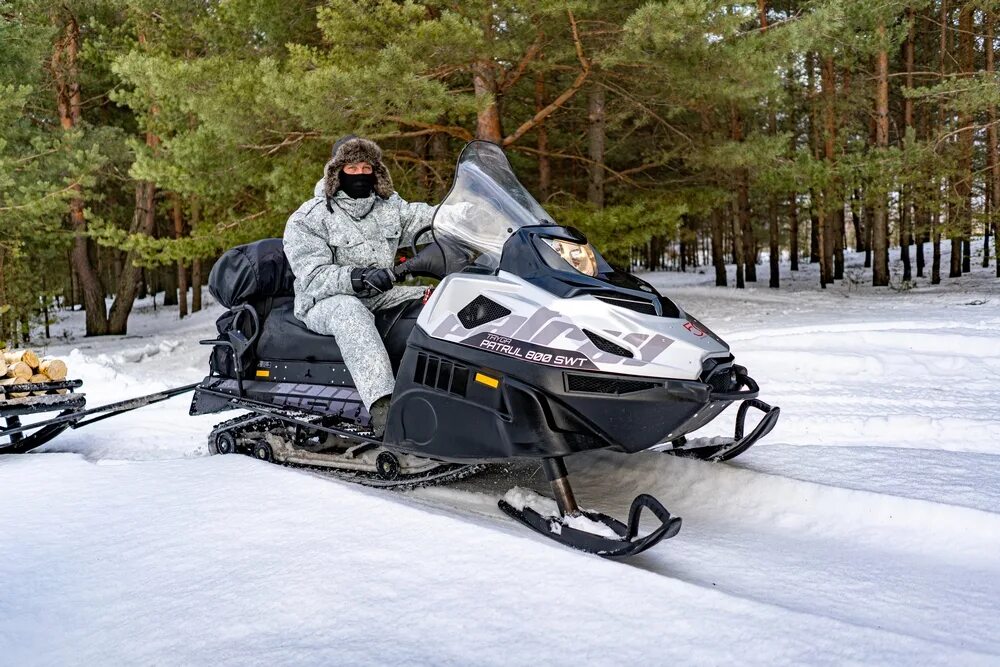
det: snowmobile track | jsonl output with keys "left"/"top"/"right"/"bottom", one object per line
{"left": 207, "top": 412, "right": 487, "bottom": 491}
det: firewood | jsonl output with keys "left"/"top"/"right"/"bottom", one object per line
{"left": 0, "top": 359, "right": 6, "bottom": 377}
{"left": 0, "top": 377, "right": 28, "bottom": 398}
{"left": 5, "top": 361, "right": 32, "bottom": 380}
{"left": 4, "top": 349, "right": 40, "bottom": 369}
{"left": 39, "top": 359, "right": 68, "bottom": 381}
{"left": 29, "top": 373, "right": 49, "bottom": 395}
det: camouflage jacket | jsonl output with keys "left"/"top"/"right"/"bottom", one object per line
{"left": 283, "top": 180, "right": 435, "bottom": 319}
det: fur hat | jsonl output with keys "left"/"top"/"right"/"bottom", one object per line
{"left": 323, "top": 135, "right": 394, "bottom": 203}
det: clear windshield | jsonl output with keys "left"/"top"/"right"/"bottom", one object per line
{"left": 432, "top": 141, "right": 555, "bottom": 268}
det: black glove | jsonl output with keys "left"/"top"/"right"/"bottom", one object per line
{"left": 350, "top": 266, "right": 396, "bottom": 295}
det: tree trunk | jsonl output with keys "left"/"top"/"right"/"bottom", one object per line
{"left": 107, "top": 173, "right": 157, "bottom": 334}
{"left": 937, "top": 0, "right": 949, "bottom": 284}
{"left": 473, "top": 60, "right": 503, "bottom": 143}
{"left": 731, "top": 201, "right": 745, "bottom": 289}
{"left": 809, "top": 192, "right": 821, "bottom": 263}
{"left": 820, "top": 55, "right": 837, "bottom": 286}
{"left": 534, "top": 70, "right": 551, "bottom": 201}
{"left": 985, "top": 183, "right": 992, "bottom": 268}
{"left": 108, "top": 118, "right": 159, "bottom": 334}
{"left": 864, "top": 194, "right": 874, "bottom": 268}
{"left": 900, "top": 194, "right": 912, "bottom": 283}
{"left": 834, "top": 206, "right": 845, "bottom": 280}
{"left": 805, "top": 53, "right": 822, "bottom": 267}
{"left": 872, "top": 26, "right": 890, "bottom": 287}
{"left": 758, "top": 0, "right": 779, "bottom": 288}
{"left": 789, "top": 195, "right": 799, "bottom": 271}
{"left": 731, "top": 107, "right": 754, "bottom": 283}
{"left": 679, "top": 216, "right": 688, "bottom": 272}
{"left": 916, "top": 205, "right": 926, "bottom": 276}
{"left": 191, "top": 260, "right": 202, "bottom": 312}
{"left": 51, "top": 10, "right": 108, "bottom": 335}
{"left": 851, "top": 189, "right": 863, "bottom": 252}
{"left": 191, "top": 197, "right": 202, "bottom": 312}
{"left": 988, "top": 12, "right": 999, "bottom": 270}
{"left": 711, "top": 209, "right": 727, "bottom": 286}
{"left": 174, "top": 195, "right": 188, "bottom": 318}
{"left": 162, "top": 262, "right": 178, "bottom": 307}
{"left": 900, "top": 8, "right": 915, "bottom": 283}
{"left": 932, "top": 206, "right": 942, "bottom": 284}
{"left": 954, "top": 3, "right": 974, "bottom": 276}
{"left": 768, "top": 198, "right": 779, "bottom": 288}
{"left": 587, "top": 84, "right": 605, "bottom": 207}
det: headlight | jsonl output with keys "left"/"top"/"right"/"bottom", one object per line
{"left": 543, "top": 238, "right": 598, "bottom": 277}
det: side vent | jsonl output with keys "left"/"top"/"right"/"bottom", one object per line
{"left": 414, "top": 352, "right": 469, "bottom": 397}
{"left": 457, "top": 295, "right": 511, "bottom": 329}
{"left": 565, "top": 374, "right": 658, "bottom": 395}
{"left": 583, "top": 330, "right": 634, "bottom": 358}
{"left": 594, "top": 295, "right": 658, "bottom": 316}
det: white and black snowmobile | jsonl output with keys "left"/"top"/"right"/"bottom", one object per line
{"left": 190, "top": 141, "right": 780, "bottom": 557}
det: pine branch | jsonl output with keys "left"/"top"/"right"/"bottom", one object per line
{"left": 0, "top": 180, "right": 82, "bottom": 213}
{"left": 502, "top": 10, "right": 589, "bottom": 147}
{"left": 240, "top": 131, "right": 321, "bottom": 156}
{"left": 386, "top": 117, "right": 473, "bottom": 142}
{"left": 498, "top": 32, "right": 544, "bottom": 94}
{"left": 507, "top": 145, "right": 645, "bottom": 187}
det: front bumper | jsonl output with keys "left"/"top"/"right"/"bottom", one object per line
{"left": 388, "top": 328, "right": 770, "bottom": 460}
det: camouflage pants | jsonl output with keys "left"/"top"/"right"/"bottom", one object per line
{"left": 302, "top": 286, "right": 425, "bottom": 408}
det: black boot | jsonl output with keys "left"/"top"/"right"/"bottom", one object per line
{"left": 369, "top": 396, "right": 391, "bottom": 437}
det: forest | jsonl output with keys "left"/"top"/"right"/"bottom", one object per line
{"left": 1, "top": 0, "right": 999, "bottom": 341}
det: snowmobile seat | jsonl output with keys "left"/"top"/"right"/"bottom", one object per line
{"left": 255, "top": 297, "right": 422, "bottom": 366}
{"left": 207, "top": 238, "right": 424, "bottom": 382}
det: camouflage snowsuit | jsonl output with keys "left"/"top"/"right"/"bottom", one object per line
{"left": 283, "top": 180, "right": 434, "bottom": 408}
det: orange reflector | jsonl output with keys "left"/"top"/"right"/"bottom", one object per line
{"left": 475, "top": 372, "right": 499, "bottom": 389}
{"left": 255, "top": 369, "right": 270, "bottom": 378}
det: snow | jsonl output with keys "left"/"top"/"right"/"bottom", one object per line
{"left": 2, "top": 242, "right": 999, "bottom": 665}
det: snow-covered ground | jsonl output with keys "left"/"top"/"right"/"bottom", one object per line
{"left": 2, "top": 243, "right": 999, "bottom": 665}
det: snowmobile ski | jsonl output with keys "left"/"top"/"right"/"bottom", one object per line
{"left": 662, "top": 398, "right": 780, "bottom": 462}
{"left": 499, "top": 493, "right": 682, "bottom": 558}
{"left": 497, "top": 457, "right": 682, "bottom": 558}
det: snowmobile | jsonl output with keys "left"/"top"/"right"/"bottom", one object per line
{"left": 189, "top": 141, "right": 780, "bottom": 558}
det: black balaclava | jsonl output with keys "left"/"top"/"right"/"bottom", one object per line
{"left": 338, "top": 170, "right": 376, "bottom": 199}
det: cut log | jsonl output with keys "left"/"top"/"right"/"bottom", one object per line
{"left": 0, "top": 377, "right": 29, "bottom": 398}
{"left": 29, "top": 373, "right": 49, "bottom": 395}
{"left": 39, "top": 359, "right": 68, "bottom": 381}
{"left": 0, "top": 359, "right": 6, "bottom": 377}
{"left": 5, "top": 361, "right": 32, "bottom": 380}
{"left": 4, "top": 349, "right": 40, "bottom": 369}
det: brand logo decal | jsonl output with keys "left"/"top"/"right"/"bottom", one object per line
{"left": 683, "top": 321, "right": 705, "bottom": 337}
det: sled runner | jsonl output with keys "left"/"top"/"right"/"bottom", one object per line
{"left": 0, "top": 380, "right": 197, "bottom": 455}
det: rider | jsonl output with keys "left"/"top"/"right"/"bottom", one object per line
{"left": 283, "top": 136, "right": 434, "bottom": 434}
